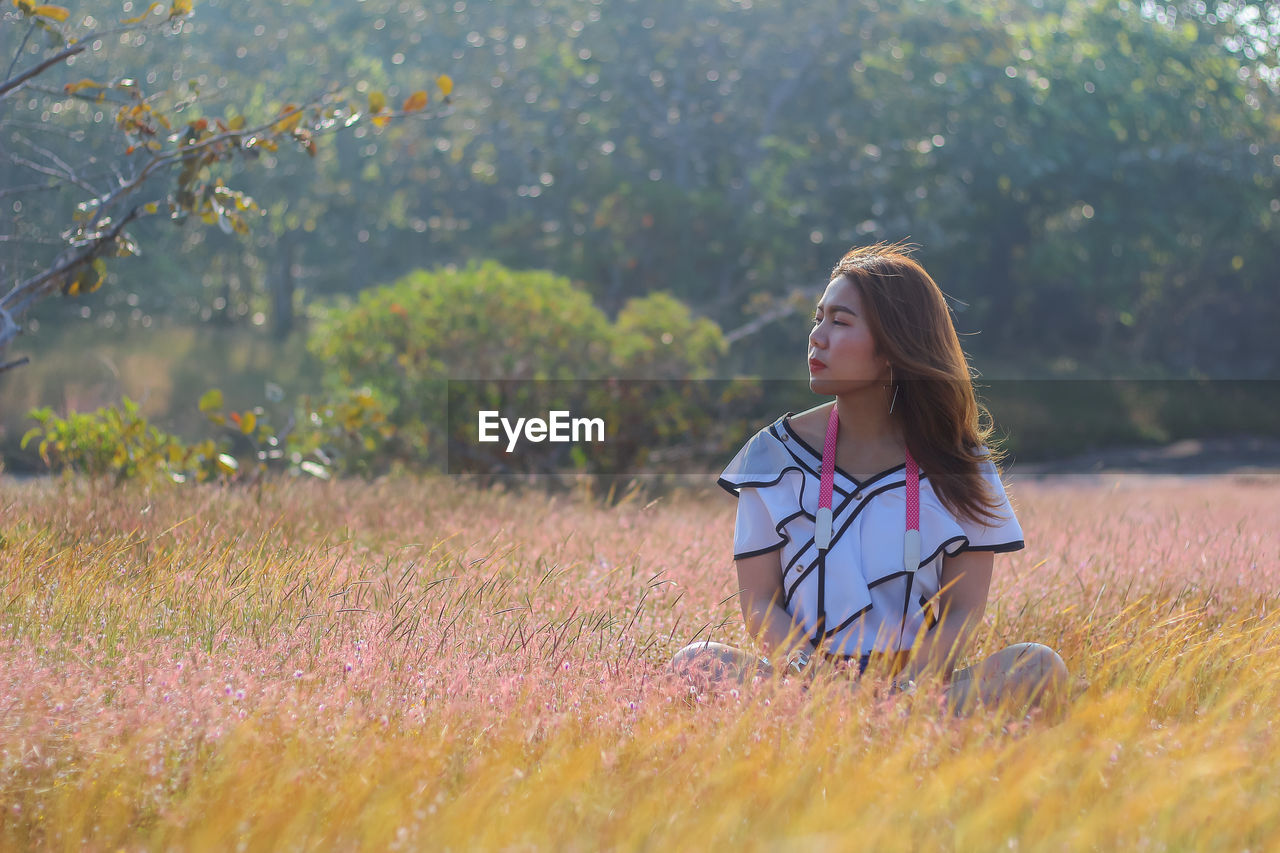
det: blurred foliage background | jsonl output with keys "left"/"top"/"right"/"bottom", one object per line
{"left": 2, "top": 0, "right": 1278, "bottom": 477}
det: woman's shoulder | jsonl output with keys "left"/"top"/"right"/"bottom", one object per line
{"left": 716, "top": 411, "right": 808, "bottom": 495}
{"left": 783, "top": 402, "right": 834, "bottom": 447}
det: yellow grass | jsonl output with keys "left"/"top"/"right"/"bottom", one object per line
{"left": 2, "top": 472, "right": 1279, "bottom": 850}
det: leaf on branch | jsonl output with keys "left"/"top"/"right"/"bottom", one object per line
{"left": 240, "top": 411, "right": 256, "bottom": 435}
{"left": 170, "top": 0, "right": 193, "bottom": 18}
{"left": 64, "top": 79, "right": 105, "bottom": 97}
{"left": 436, "top": 74, "right": 454, "bottom": 96}
{"left": 114, "top": 233, "right": 139, "bottom": 257}
{"left": 402, "top": 90, "right": 429, "bottom": 112}
{"left": 19, "top": 427, "right": 42, "bottom": 450}
{"left": 368, "top": 90, "right": 386, "bottom": 114}
{"left": 274, "top": 104, "right": 303, "bottom": 133}
{"left": 292, "top": 128, "right": 317, "bottom": 157}
{"left": 121, "top": 2, "right": 161, "bottom": 24}
{"left": 32, "top": 4, "right": 70, "bottom": 21}
{"left": 62, "top": 261, "right": 105, "bottom": 296}
{"left": 201, "top": 391, "right": 224, "bottom": 416}
{"left": 89, "top": 258, "right": 107, "bottom": 292}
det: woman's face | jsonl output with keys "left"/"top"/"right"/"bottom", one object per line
{"left": 808, "top": 275, "right": 890, "bottom": 393}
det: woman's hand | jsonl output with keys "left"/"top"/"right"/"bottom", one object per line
{"left": 783, "top": 649, "right": 820, "bottom": 684}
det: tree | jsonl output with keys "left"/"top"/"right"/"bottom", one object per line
{"left": 0, "top": 0, "right": 453, "bottom": 372}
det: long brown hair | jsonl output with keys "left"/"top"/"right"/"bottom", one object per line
{"left": 830, "top": 240, "right": 1012, "bottom": 527}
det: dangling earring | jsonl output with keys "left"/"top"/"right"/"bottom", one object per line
{"left": 888, "top": 366, "right": 899, "bottom": 415}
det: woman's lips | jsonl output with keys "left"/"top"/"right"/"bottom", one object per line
{"left": 809, "top": 359, "right": 825, "bottom": 371}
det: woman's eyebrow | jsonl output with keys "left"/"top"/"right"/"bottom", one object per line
{"left": 814, "top": 304, "right": 857, "bottom": 317}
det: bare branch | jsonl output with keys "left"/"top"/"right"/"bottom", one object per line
{"left": 0, "top": 38, "right": 93, "bottom": 101}
{"left": 8, "top": 134, "right": 102, "bottom": 196}
{"left": 23, "top": 82, "right": 136, "bottom": 107}
{"left": 4, "top": 152, "right": 101, "bottom": 198}
{"left": 0, "top": 20, "right": 170, "bottom": 101}
{"left": 723, "top": 290, "right": 806, "bottom": 346}
{"left": 0, "top": 235, "right": 64, "bottom": 245}
{"left": 0, "top": 181, "right": 59, "bottom": 199}
{"left": 0, "top": 304, "right": 24, "bottom": 375}
{"left": 4, "top": 20, "right": 39, "bottom": 85}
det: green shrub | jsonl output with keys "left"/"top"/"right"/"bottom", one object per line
{"left": 18, "top": 388, "right": 367, "bottom": 487}
{"left": 21, "top": 397, "right": 231, "bottom": 486}
{"left": 306, "top": 261, "right": 730, "bottom": 476}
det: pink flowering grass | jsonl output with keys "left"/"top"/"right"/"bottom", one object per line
{"left": 1, "top": 471, "right": 1279, "bottom": 849}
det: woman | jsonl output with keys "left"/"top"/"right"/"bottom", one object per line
{"left": 671, "top": 241, "right": 1072, "bottom": 720}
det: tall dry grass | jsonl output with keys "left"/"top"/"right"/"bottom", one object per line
{"left": 2, "top": 471, "right": 1279, "bottom": 850}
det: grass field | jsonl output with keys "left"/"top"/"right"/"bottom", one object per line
{"left": 2, "top": 472, "right": 1279, "bottom": 850}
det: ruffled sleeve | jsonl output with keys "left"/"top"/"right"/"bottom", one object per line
{"left": 731, "top": 487, "right": 786, "bottom": 559}
{"left": 716, "top": 427, "right": 795, "bottom": 495}
{"left": 955, "top": 459, "right": 1025, "bottom": 553}
{"left": 717, "top": 427, "right": 806, "bottom": 560}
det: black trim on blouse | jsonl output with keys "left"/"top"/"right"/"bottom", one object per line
{"left": 929, "top": 535, "right": 970, "bottom": 564}
{"left": 733, "top": 542, "right": 786, "bottom": 560}
{"left": 721, "top": 466, "right": 814, "bottom": 563}
{"left": 959, "top": 539, "right": 1025, "bottom": 553}
{"left": 783, "top": 476, "right": 926, "bottom": 609}
{"left": 767, "top": 418, "right": 854, "bottom": 499}
{"left": 779, "top": 412, "right": 908, "bottom": 490}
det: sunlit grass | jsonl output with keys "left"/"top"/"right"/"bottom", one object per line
{"left": 2, "top": 472, "right": 1279, "bottom": 849}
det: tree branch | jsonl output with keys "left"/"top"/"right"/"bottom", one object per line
{"left": 1, "top": 205, "right": 141, "bottom": 325}
{"left": 6, "top": 136, "right": 101, "bottom": 196}
{"left": 4, "top": 20, "right": 39, "bottom": 85}
{"left": 0, "top": 305, "right": 25, "bottom": 375}
{"left": 0, "top": 181, "right": 59, "bottom": 199}
{"left": 0, "top": 21, "right": 169, "bottom": 101}
{"left": 0, "top": 38, "right": 93, "bottom": 101}
{"left": 723, "top": 296, "right": 802, "bottom": 346}
{"left": 81, "top": 90, "right": 339, "bottom": 227}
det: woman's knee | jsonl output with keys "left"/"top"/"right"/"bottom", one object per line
{"left": 1006, "top": 643, "right": 1069, "bottom": 690}
{"left": 669, "top": 641, "right": 765, "bottom": 684}
{"left": 672, "top": 641, "right": 730, "bottom": 668}
{"left": 670, "top": 641, "right": 723, "bottom": 674}
{"left": 947, "top": 644, "right": 1069, "bottom": 718}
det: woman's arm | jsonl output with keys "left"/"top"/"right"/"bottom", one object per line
{"left": 900, "top": 549, "right": 994, "bottom": 684}
{"left": 735, "top": 549, "right": 813, "bottom": 664}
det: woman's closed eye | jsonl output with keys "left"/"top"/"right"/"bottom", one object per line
{"left": 812, "top": 316, "right": 846, "bottom": 326}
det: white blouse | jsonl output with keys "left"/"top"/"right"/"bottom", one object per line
{"left": 718, "top": 412, "right": 1025, "bottom": 656}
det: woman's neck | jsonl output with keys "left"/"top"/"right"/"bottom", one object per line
{"left": 832, "top": 389, "right": 902, "bottom": 450}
